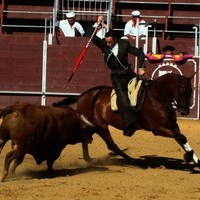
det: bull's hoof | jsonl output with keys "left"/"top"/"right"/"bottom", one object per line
{"left": 184, "top": 151, "right": 194, "bottom": 163}
{"left": 1, "top": 172, "right": 8, "bottom": 182}
{"left": 84, "top": 156, "right": 93, "bottom": 162}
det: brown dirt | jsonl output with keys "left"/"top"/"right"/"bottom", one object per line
{"left": 0, "top": 119, "right": 200, "bottom": 200}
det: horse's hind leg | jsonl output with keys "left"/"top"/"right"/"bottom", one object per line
{"left": 96, "top": 126, "right": 134, "bottom": 162}
{"left": 175, "top": 133, "right": 200, "bottom": 167}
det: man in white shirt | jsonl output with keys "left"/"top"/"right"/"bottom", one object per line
{"left": 58, "top": 12, "right": 85, "bottom": 37}
{"left": 121, "top": 10, "right": 147, "bottom": 40}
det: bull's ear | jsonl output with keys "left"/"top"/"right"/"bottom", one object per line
{"left": 187, "top": 72, "right": 196, "bottom": 81}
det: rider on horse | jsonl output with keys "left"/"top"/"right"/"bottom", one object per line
{"left": 89, "top": 17, "right": 146, "bottom": 136}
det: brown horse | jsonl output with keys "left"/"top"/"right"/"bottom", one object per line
{"left": 53, "top": 73, "right": 200, "bottom": 168}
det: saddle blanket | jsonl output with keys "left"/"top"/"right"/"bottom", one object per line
{"left": 110, "top": 77, "right": 142, "bottom": 111}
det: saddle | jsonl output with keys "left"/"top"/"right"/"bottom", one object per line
{"left": 110, "top": 77, "right": 143, "bottom": 111}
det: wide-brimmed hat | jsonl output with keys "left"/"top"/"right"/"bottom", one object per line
{"left": 131, "top": 10, "right": 140, "bottom": 17}
{"left": 66, "top": 12, "right": 75, "bottom": 18}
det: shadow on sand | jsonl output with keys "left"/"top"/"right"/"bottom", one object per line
{"left": 7, "top": 151, "right": 200, "bottom": 182}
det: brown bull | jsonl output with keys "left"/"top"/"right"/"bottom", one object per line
{"left": 0, "top": 102, "right": 89, "bottom": 182}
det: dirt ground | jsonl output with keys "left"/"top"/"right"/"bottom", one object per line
{"left": 0, "top": 119, "right": 200, "bottom": 200}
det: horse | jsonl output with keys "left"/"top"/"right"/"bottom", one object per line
{"left": 53, "top": 73, "right": 200, "bottom": 168}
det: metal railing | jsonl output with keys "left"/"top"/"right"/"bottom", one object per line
{"left": 57, "top": 0, "right": 112, "bottom": 31}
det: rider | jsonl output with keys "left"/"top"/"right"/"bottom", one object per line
{"left": 89, "top": 17, "right": 146, "bottom": 136}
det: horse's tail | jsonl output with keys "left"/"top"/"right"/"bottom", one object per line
{"left": 52, "top": 95, "right": 79, "bottom": 107}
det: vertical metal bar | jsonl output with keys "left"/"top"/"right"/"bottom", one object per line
{"left": 135, "top": 17, "right": 139, "bottom": 72}
{"left": 48, "top": 17, "right": 53, "bottom": 45}
{"left": 152, "top": 19, "right": 157, "bottom": 53}
{"left": 199, "top": 22, "right": 200, "bottom": 57}
{"left": 144, "top": 25, "right": 149, "bottom": 54}
{"left": 193, "top": 27, "right": 198, "bottom": 56}
{"left": 135, "top": 17, "right": 139, "bottom": 48}
{"left": 62, "top": 0, "right": 64, "bottom": 19}
{"left": 41, "top": 18, "right": 48, "bottom": 105}
{"left": 52, "top": 0, "right": 58, "bottom": 36}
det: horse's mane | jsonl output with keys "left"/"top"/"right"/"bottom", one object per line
{"left": 53, "top": 85, "right": 112, "bottom": 107}
{"left": 150, "top": 73, "right": 183, "bottom": 87}
{"left": 154, "top": 73, "right": 179, "bottom": 81}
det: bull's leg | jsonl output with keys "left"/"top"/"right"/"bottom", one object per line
{"left": 46, "top": 160, "right": 54, "bottom": 172}
{"left": 0, "top": 139, "right": 7, "bottom": 154}
{"left": 96, "top": 127, "right": 134, "bottom": 162}
{"left": 46, "top": 152, "right": 61, "bottom": 172}
{"left": 1, "top": 144, "right": 25, "bottom": 182}
{"left": 82, "top": 142, "right": 91, "bottom": 161}
{"left": 81, "top": 130, "right": 94, "bottom": 162}
{"left": 10, "top": 155, "right": 25, "bottom": 174}
{"left": 175, "top": 133, "right": 200, "bottom": 167}
{"left": 1, "top": 149, "right": 16, "bottom": 181}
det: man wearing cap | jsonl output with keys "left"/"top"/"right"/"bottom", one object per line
{"left": 122, "top": 10, "right": 147, "bottom": 40}
{"left": 58, "top": 12, "right": 85, "bottom": 37}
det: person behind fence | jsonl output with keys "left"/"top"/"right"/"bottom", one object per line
{"left": 162, "top": 45, "right": 175, "bottom": 55}
{"left": 57, "top": 12, "right": 85, "bottom": 37}
{"left": 89, "top": 25, "right": 146, "bottom": 137}
{"left": 121, "top": 10, "right": 147, "bottom": 40}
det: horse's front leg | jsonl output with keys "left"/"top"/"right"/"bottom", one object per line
{"left": 175, "top": 133, "right": 200, "bottom": 167}
{"left": 153, "top": 126, "right": 200, "bottom": 169}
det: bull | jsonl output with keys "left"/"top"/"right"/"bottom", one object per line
{"left": 0, "top": 102, "right": 91, "bottom": 182}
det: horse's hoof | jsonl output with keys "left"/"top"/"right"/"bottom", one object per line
{"left": 184, "top": 151, "right": 194, "bottom": 163}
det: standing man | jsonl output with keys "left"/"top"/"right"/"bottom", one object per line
{"left": 90, "top": 23, "right": 146, "bottom": 136}
{"left": 121, "top": 10, "right": 147, "bottom": 40}
{"left": 58, "top": 12, "right": 85, "bottom": 37}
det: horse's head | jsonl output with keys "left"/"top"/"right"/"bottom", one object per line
{"left": 174, "top": 73, "right": 194, "bottom": 116}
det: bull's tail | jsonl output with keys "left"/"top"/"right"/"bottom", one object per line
{"left": 0, "top": 107, "right": 15, "bottom": 118}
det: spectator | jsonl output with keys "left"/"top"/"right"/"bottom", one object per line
{"left": 58, "top": 12, "right": 85, "bottom": 37}
{"left": 162, "top": 45, "right": 175, "bottom": 55}
{"left": 121, "top": 10, "right": 148, "bottom": 40}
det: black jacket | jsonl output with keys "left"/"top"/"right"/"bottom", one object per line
{"left": 91, "top": 35, "right": 145, "bottom": 75}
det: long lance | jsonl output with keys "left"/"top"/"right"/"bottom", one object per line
{"left": 67, "top": 25, "right": 99, "bottom": 83}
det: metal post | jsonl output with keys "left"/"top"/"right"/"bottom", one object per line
{"left": 193, "top": 26, "right": 198, "bottom": 57}
{"left": 199, "top": 22, "right": 200, "bottom": 57}
{"left": 41, "top": 18, "right": 48, "bottom": 106}
{"left": 152, "top": 19, "right": 157, "bottom": 54}
{"left": 144, "top": 24, "right": 150, "bottom": 54}
{"left": 135, "top": 17, "right": 139, "bottom": 72}
{"left": 48, "top": 17, "right": 53, "bottom": 45}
